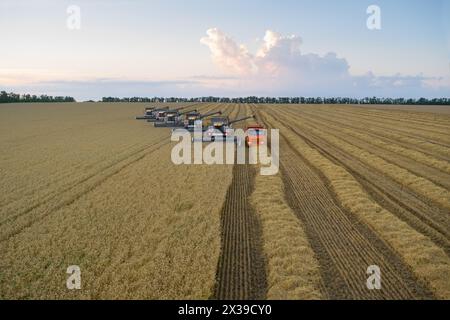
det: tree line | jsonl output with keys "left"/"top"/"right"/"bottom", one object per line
{"left": 2, "top": 92, "right": 448, "bottom": 105}
{"left": 0, "top": 91, "right": 76, "bottom": 103}
{"left": 102, "top": 96, "right": 450, "bottom": 105}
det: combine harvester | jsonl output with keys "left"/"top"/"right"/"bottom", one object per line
{"left": 153, "top": 108, "right": 199, "bottom": 128}
{"left": 196, "top": 115, "right": 256, "bottom": 144}
{"left": 148, "top": 106, "right": 189, "bottom": 124}
{"left": 135, "top": 107, "right": 155, "bottom": 120}
{"left": 136, "top": 106, "right": 168, "bottom": 120}
{"left": 183, "top": 110, "right": 223, "bottom": 131}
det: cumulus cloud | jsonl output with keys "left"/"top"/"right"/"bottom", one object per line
{"left": 200, "top": 28, "right": 450, "bottom": 97}
{"left": 201, "top": 28, "right": 349, "bottom": 81}
{"left": 200, "top": 28, "right": 255, "bottom": 75}
{"left": 256, "top": 30, "right": 303, "bottom": 75}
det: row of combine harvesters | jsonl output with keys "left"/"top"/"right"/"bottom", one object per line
{"left": 136, "top": 105, "right": 266, "bottom": 147}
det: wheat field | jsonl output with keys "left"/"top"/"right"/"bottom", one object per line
{"left": 0, "top": 102, "right": 233, "bottom": 299}
{"left": 1, "top": 102, "right": 449, "bottom": 299}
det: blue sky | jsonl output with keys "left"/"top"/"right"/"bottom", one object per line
{"left": 0, "top": 0, "right": 449, "bottom": 100}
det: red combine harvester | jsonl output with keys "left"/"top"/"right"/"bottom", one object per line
{"left": 245, "top": 124, "right": 267, "bottom": 147}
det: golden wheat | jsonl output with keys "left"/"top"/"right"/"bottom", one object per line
{"left": 250, "top": 168, "right": 324, "bottom": 300}
{"left": 0, "top": 102, "right": 232, "bottom": 299}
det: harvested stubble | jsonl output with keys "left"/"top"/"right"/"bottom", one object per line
{"left": 283, "top": 108, "right": 450, "bottom": 175}
{"left": 262, "top": 110, "right": 450, "bottom": 299}
{"left": 320, "top": 107, "right": 450, "bottom": 144}
{"left": 290, "top": 105, "right": 450, "bottom": 159}
{"left": 336, "top": 107, "right": 450, "bottom": 133}
{"left": 275, "top": 108, "right": 450, "bottom": 211}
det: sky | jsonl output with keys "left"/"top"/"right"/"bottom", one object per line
{"left": 0, "top": 0, "right": 449, "bottom": 100}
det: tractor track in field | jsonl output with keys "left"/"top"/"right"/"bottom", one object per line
{"left": 256, "top": 106, "right": 434, "bottom": 299}
{"left": 213, "top": 163, "right": 267, "bottom": 300}
{"left": 286, "top": 107, "right": 450, "bottom": 163}
{"left": 214, "top": 104, "right": 267, "bottom": 300}
{"left": 287, "top": 107, "right": 450, "bottom": 163}
{"left": 273, "top": 108, "right": 450, "bottom": 254}
{"left": 323, "top": 108, "right": 450, "bottom": 136}
{"left": 319, "top": 108, "right": 450, "bottom": 144}
{"left": 339, "top": 108, "right": 450, "bottom": 125}
{"left": 317, "top": 109, "right": 450, "bottom": 149}
{"left": 280, "top": 108, "right": 450, "bottom": 190}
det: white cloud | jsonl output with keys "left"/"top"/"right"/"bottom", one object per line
{"left": 200, "top": 28, "right": 255, "bottom": 75}
{"left": 200, "top": 27, "right": 450, "bottom": 97}
{"left": 256, "top": 30, "right": 303, "bottom": 75}
{"left": 201, "top": 27, "right": 352, "bottom": 88}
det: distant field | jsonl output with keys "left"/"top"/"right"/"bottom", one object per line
{"left": 0, "top": 102, "right": 449, "bottom": 299}
{"left": 355, "top": 104, "right": 450, "bottom": 115}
